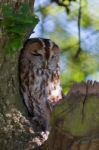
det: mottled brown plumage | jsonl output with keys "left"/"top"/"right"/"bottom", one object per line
{"left": 18, "top": 38, "right": 62, "bottom": 132}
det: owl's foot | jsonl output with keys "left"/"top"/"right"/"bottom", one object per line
{"left": 32, "top": 116, "right": 50, "bottom": 133}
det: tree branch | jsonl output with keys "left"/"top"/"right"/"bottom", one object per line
{"left": 62, "top": 30, "right": 99, "bottom": 53}
{"left": 25, "top": 0, "right": 36, "bottom": 40}
{"left": 75, "top": 0, "right": 82, "bottom": 58}
{"left": 43, "top": 81, "right": 99, "bottom": 150}
{"left": 29, "top": 0, "right": 35, "bottom": 11}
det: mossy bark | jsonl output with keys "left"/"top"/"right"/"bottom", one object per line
{"left": 43, "top": 82, "right": 99, "bottom": 150}
{"left": 0, "top": 1, "right": 44, "bottom": 150}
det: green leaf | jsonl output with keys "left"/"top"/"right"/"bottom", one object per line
{"left": 32, "top": 16, "right": 39, "bottom": 27}
{"left": 8, "top": 25, "right": 26, "bottom": 35}
{"left": 2, "top": 5, "right": 13, "bottom": 17}
{"left": 4, "top": 37, "right": 22, "bottom": 54}
{"left": 2, "top": 4, "right": 39, "bottom": 55}
{"left": 11, "top": 38, "right": 22, "bottom": 51}
{"left": 19, "top": 4, "right": 30, "bottom": 15}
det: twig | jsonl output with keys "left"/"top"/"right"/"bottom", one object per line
{"left": 62, "top": 30, "right": 99, "bottom": 53}
{"left": 75, "top": 0, "right": 82, "bottom": 58}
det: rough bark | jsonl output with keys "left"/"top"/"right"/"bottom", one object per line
{"left": 0, "top": 1, "right": 48, "bottom": 150}
{"left": 43, "top": 81, "right": 99, "bottom": 150}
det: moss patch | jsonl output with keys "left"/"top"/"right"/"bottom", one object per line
{"left": 52, "top": 96, "right": 99, "bottom": 136}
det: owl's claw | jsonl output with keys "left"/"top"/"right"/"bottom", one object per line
{"left": 46, "top": 101, "right": 53, "bottom": 112}
{"left": 32, "top": 115, "right": 49, "bottom": 132}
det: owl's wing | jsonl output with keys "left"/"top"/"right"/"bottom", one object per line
{"left": 19, "top": 54, "right": 34, "bottom": 116}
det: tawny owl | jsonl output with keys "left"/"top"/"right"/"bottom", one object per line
{"left": 19, "top": 38, "right": 63, "bottom": 131}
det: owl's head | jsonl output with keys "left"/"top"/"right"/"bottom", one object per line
{"left": 23, "top": 38, "right": 60, "bottom": 70}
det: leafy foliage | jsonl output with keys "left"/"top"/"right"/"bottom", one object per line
{"left": 36, "top": 0, "right": 99, "bottom": 91}
{"left": 1, "top": 4, "right": 39, "bottom": 54}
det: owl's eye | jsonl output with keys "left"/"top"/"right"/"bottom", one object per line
{"left": 52, "top": 56, "right": 55, "bottom": 59}
{"left": 32, "top": 53, "right": 42, "bottom": 56}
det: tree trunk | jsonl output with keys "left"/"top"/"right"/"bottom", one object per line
{"left": 0, "top": 1, "right": 44, "bottom": 150}
{"left": 43, "top": 81, "right": 99, "bottom": 150}
{"left": 1, "top": 1, "right": 99, "bottom": 150}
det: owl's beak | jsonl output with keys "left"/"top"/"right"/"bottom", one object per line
{"left": 43, "top": 61, "right": 48, "bottom": 69}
